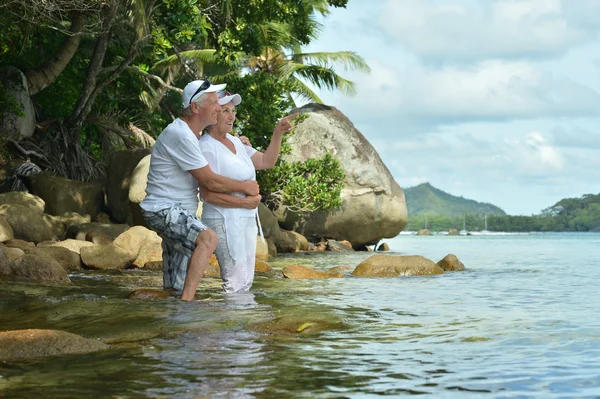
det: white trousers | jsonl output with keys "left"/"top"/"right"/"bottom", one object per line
{"left": 203, "top": 216, "right": 258, "bottom": 293}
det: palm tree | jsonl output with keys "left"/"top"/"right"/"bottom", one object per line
{"left": 146, "top": 2, "right": 370, "bottom": 106}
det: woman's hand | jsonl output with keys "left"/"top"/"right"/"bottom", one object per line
{"left": 273, "top": 113, "right": 299, "bottom": 136}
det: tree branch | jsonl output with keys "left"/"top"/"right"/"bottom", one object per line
{"left": 126, "top": 66, "right": 182, "bottom": 93}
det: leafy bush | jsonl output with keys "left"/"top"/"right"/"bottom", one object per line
{"left": 259, "top": 152, "right": 345, "bottom": 213}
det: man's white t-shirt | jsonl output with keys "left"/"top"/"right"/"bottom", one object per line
{"left": 198, "top": 133, "right": 257, "bottom": 219}
{"left": 140, "top": 118, "right": 208, "bottom": 214}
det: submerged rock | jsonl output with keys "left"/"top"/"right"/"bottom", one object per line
{"left": 282, "top": 264, "right": 343, "bottom": 279}
{"left": 0, "top": 329, "right": 108, "bottom": 359}
{"left": 437, "top": 254, "right": 465, "bottom": 271}
{"left": 352, "top": 255, "right": 444, "bottom": 277}
{"left": 128, "top": 289, "right": 169, "bottom": 300}
{"left": 255, "top": 259, "right": 273, "bottom": 273}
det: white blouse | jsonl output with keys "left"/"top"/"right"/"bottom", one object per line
{"left": 198, "top": 133, "right": 257, "bottom": 219}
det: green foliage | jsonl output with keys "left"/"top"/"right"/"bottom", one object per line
{"left": 259, "top": 152, "right": 345, "bottom": 213}
{"left": 0, "top": 0, "right": 354, "bottom": 211}
{"left": 404, "top": 182, "right": 506, "bottom": 217}
{"left": 405, "top": 190, "right": 600, "bottom": 233}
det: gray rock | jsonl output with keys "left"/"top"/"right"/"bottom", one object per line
{"left": 0, "top": 192, "right": 45, "bottom": 212}
{"left": 25, "top": 246, "right": 82, "bottom": 271}
{"left": 5, "top": 252, "right": 71, "bottom": 283}
{"left": 80, "top": 243, "right": 136, "bottom": 270}
{"left": 326, "top": 239, "right": 354, "bottom": 252}
{"left": 0, "top": 66, "right": 35, "bottom": 139}
{"left": 66, "top": 222, "right": 130, "bottom": 241}
{"left": 0, "top": 215, "right": 14, "bottom": 242}
{"left": 0, "top": 204, "right": 55, "bottom": 243}
{"left": 274, "top": 104, "right": 407, "bottom": 247}
{"left": 21, "top": 172, "right": 103, "bottom": 218}
{"left": 106, "top": 149, "right": 151, "bottom": 224}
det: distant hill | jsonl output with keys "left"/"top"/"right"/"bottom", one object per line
{"left": 404, "top": 183, "right": 506, "bottom": 217}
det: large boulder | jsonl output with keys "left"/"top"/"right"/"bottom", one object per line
{"left": 0, "top": 215, "right": 14, "bottom": 242}
{"left": 66, "top": 222, "right": 130, "bottom": 241}
{"left": 24, "top": 246, "right": 82, "bottom": 272}
{"left": 0, "top": 192, "right": 45, "bottom": 212}
{"left": 258, "top": 203, "right": 296, "bottom": 253}
{"left": 274, "top": 104, "right": 407, "bottom": 247}
{"left": 39, "top": 239, "right": 95, "bottom": 255}
{"left": 0, "top": 248, "right": 71, "bottom": 283}
{"left": 106, "top": 149, "right": 151, "bottom": 224}
{"left": 352, "top": 255, "right": 444, "bottom": 277}
{"left": 80, "top": 244, "right": 136, "bottom": 270}
{"left": 21, "top": 172, "right": 104, "bottom": 218}
{"left": 0, "top": 329, "right": 108, "bottom": 360}
{"left": 0, "top": 204, "right": 55, "bottom": 243}
{"left": 112, "top": 225, "right": 162, "bottom": 268}
{"left": 0, "top": 66, "right": 35, "bottom": 140}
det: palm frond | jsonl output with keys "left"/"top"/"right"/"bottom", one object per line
{"left": 152, "top": 49, "right": 219, "bottom": 72}
{"left": 280, "top": 63, "right": 357, "bottom": 96}
{"left": 290, "top": 77, "right": 323, "bottom": 104}
{"left": 292, "top": 51, "right": 370, "bottom": 73}
{"left": 129, "top": 0, "right": 152, "bottom": 40}
{"left": 258, "top": 21, "right": 302, "bottom": 51}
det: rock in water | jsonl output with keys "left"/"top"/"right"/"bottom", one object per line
{"left": 274, "top": 104, "right": 407, "bottom": 247}
{"left": 0, "top": 329, "right": 108, "bottom": 359}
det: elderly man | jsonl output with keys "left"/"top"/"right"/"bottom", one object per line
{"left": 140, "top": 80, "right": 261, "bottom": 301}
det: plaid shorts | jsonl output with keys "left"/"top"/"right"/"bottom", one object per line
{"left": 141, "top": 204, "right": 208, "bottom": 292}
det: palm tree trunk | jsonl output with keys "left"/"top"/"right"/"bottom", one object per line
{"left": 26, "top": 12, "right": 85, "bottom": 95}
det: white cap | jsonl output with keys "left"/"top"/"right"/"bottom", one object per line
{"left": 182, "top": 80, "right": 226, "bottom": 109}
{"left": 218, "top": 90, "right": 242, "bottom": 106}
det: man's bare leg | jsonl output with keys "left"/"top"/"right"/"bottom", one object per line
{"left": 180, "top": 229, "right": 218, "bottom": 301}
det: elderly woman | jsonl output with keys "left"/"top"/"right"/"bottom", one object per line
{"left": 198, "top": 91, "right": 297, "bottom": 293}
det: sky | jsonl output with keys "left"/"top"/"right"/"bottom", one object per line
{"left": 304, "top": 0, "right": 600, "bottom": 215}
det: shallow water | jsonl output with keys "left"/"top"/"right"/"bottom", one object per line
{"left": 1, "top": 233, "right": 600, "bottom": 398}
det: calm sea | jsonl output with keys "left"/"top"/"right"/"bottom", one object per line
{"left": 1, "top": 232, "right": 599, "bottom": 398}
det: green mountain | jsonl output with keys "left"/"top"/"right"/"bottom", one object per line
{"left": 404, "top": 183, "right": 506, "bottom": 217}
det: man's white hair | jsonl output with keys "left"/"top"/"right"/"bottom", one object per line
{"left": 182, "top": 92, "right": 210, "bottom": 116}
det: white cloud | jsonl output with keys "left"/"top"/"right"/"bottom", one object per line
{"left": 335, "top": 60, "right": 600, "bottom": 127}
{"left": 378, "top": 0, "right": 597, "bottom": 62}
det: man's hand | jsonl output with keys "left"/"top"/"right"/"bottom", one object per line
{"left": 242, "top": 180, "right": 260, "bottom": 196}
{"left": 243, "top": 194, "right": 262, "bottom": 209}
{"left": 273, "top": 113, "right": 299, "bottom": 136}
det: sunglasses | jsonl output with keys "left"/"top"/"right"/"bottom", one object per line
{"left": 189, "top": 79, "right": 211, "bottom": 105}
{"left": 218, "top": 91, "right": 232, "bottom": 99}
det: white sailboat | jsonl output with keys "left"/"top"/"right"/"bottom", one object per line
{"left": 459, "top": 214, "right": 468, "bottom": 235}
{"left": 469, "top": 214, "right": 492, "bottom": 235}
